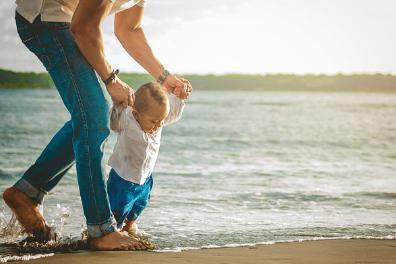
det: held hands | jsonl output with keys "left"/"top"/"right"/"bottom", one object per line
{"left": 106, "top": 76, "right": 135, "bottom": 108}
{"left": 163, "top": 74, "right": 192, "bottom": 99}
{"left": 106, "top": 73, "right": 190, "bottom": 106}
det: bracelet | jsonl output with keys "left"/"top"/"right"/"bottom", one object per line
{"left": 157, "top": 69, "right": 170, "bottom": 85}
{"left": 102, "top": 69, "right": 119, "bottom": 85}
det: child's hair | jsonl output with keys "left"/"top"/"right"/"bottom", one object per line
{"left": 134, "top": 82, "right": 168, "bottom": 113}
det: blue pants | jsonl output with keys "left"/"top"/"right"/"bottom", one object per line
{"left": 13, "top": 12, "right": 117, "bottom": 238}
{"left": 107, "top": 169, "right": 153, "bottom": 229}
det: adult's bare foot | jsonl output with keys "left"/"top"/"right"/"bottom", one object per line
{"left": 89, "top": 231, "right": 148, "bottom": 251}
{"left": 2, "top": 187, "right": 50, "bottom": 240}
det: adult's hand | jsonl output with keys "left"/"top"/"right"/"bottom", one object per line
{"left": 106, "top": 77, "right": 135, "bottom": 108}
{"left": 163, "top": 74, "right": 192, "bottom": 99}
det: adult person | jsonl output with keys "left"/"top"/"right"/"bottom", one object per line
{"left": 3, "top": 0, "right": 192, "bottom": 250}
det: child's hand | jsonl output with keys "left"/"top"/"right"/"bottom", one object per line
{"left": 173, "top": 77, "right": 192, "bottom": 99}
{"left": 163, "top": 75, "right": 192, "bottom": 99}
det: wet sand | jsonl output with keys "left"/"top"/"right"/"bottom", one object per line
{"left": 19, "top": 239, "right": 396, "bottom": 264}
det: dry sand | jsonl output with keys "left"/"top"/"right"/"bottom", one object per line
{"left": 20, "top": 239, "right": 396, "bottom": 264}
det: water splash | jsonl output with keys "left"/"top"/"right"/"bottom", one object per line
{"left": 51, "top": 204, "right": 70, "bottom": 238}
{"left": 0, "top": 202, "right": 87, "bottom": 262}
{"left": 0, "top": 205, "right": 24, "bottom": 244}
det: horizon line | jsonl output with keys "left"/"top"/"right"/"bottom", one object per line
{"left": 1, "top": 67, "right": 396, "bottom": 77}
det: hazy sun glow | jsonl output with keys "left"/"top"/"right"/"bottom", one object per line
{"left": 1, "top": 0, "right": 395, "bottom": 74}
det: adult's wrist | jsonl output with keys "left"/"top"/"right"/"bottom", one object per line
{"left": 157, "top": 69, "right": 170, "bottom": 85}
{"left": 102, "top": 69, "right": 119, "bottom": 86}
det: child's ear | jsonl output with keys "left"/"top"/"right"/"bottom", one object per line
{"left": 132, "top": 110, "right": 139, "bottom": 120}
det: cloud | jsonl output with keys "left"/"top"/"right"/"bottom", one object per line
{"left": 0, "top": 2, "right": 45, "bottom": 71}
{"left": 0, "top": 0, "right": 241, "bottom": 72}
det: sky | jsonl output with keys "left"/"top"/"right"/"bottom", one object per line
{"left": 0, "top": 0, "right": 395, "bottom": 74}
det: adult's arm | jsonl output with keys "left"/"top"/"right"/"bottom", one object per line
{"left": 114, "top": 5, "right": 192, "bottom": 98}
{"left": 71, "top": 0, "right": 133, "bottom": 107}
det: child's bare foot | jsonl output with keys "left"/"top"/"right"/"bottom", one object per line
{"left": 121, "top": 220, "right": 156, "bottom": 250}
{"left": 89, "top": 231, "right": 148, "bottom": 250}
{"left": 121, "top": 219, "right": 137, "bottom": 235}
{"left": 2, "top": 187, "right": 51, "bottom": 241}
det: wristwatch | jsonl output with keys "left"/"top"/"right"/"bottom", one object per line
{"left": 102, "top": 69, "right": 119, "bottom": 85}
{"left": 157, "top": 69, "right": 170, "bottom": 85}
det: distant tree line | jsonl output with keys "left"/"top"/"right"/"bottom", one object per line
{"left": 1, "top": 68, "right": 396, "bottom": 92}
{"left": 0, "top": 68, "right": 53, "bottom": 88}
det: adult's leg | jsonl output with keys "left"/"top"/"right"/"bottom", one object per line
{"left": 6, "top": 13, "right": 110, "bottom": 235}
{"left": 44, "top": 20, "right": 115, "bottom": 238}
{"left": 3, "top": 119, "right": 75, "bottom": 240}
{"left": 13, "top": 120, "right": 75, "bottom": 201}
{"left": 5, "top": 13, "right": 146, "bottom": 249}
{"left": 3, "top": 15, "right": 76, "bottom": 240}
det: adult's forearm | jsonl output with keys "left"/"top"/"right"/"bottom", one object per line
{"left": 116, "top": 27, "right": 163, "bottom": 79}
{"left": 72, "top": 26, "right": 112, "bottom": 80}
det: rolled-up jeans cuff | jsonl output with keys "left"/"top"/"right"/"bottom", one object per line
{"left": 87, "top": 217, "right": 118, "bottom": 238}
{"left": 13, "top": 178, "right": 46, "bottom": 204}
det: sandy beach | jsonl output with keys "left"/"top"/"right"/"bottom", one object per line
{"left": 16, "top": 239, "right": 395, "bottom": 264}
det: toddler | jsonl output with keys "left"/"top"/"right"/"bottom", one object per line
{"left": 107, "top": 81, "right": 186, "bottom": 239}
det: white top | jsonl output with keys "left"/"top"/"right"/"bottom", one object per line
{"left": 15, "top": 0, "right": 146, "bottom": 23}
{"left": 108, "top": 94, "right": 185, "bottom": 185}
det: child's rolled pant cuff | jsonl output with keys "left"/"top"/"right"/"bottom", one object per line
{"left": 13, "top": 178, "right": 46, "bottom": 204}
{"left": 87, "top": 217, "right": 118, "bottom": 238}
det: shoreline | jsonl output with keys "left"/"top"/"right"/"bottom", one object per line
{"left": 15, "top": 239, "right": 396, "bottom": 264}
{"left": 2, "top": 68, "right": 396, "bottom": 92}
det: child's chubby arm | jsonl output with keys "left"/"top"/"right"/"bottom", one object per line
{"left": 163, "top": 77, "right": 191, "bottom": 126}
{"left": 163, "top": 93, "right": 186, "bottom": 126}
{"left": 110, "top": 102, "right": 127, "bottom": 132}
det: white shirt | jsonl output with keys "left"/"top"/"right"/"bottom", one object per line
{"left": 15, "top": 0, "right": 146, "bottom": 23}
{"left": 108, "top": 94, "right": 185, "bottom": 185}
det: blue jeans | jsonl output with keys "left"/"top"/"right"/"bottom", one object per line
{"left": 107, "top": 169, "right": 153, "bottom": 229}
{"left": 13, "top": 12, "right": 117, "bottom": 238}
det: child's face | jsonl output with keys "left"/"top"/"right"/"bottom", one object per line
{"left": 133, "top": 102, "right": 169, "bottom": 134}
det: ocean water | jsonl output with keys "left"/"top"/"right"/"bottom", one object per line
{"left": 0, "top": 89, "right": 395, "bottom": 260}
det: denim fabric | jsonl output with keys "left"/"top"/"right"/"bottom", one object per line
{"left": 13, "top": 12, "right": 117, "bottom": 238}
{"left": 107, "top": 169, "right": 153, "bottom": 228}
